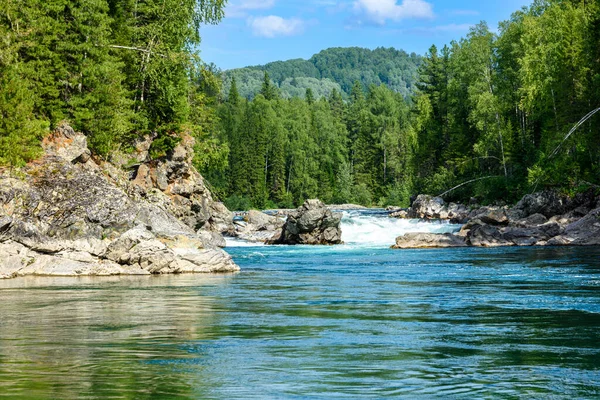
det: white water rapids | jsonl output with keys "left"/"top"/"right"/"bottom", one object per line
{"left": 226, "top": 209, "right": 462, "bottom": 248}
{"left": 340, "top": 210, "right": 461, "bottom": 246}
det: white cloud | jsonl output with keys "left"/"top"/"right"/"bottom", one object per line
{"left": 227, "top": 0, "right": 276, "bottom": 18}
{"left": 247, "top": 15, "right": 306, "bottom": 38}
{"left": 353, "top": 0, "right": 434, "bottom": 25}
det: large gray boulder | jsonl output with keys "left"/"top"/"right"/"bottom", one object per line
{"left": 512, "top": 190, "right": 568, "bottom": 219}
{"left": 409, "top": 195, "right": 446, "bottom": 219}
{"left": 547, "top": 207, "right": 600, "bottom": 246}
{"left": 407, "top": 194, "right": 470, "bottom": 222}
{"left": 268, "top": 199, "right": 343, "bottom": 245}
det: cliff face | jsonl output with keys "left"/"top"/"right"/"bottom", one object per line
{"left": 0, "top": 124, "right": 238, "bottom": 279}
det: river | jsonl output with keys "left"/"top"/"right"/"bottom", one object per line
{"left": 1, "top": 211, "right": 599, "bottom": 398}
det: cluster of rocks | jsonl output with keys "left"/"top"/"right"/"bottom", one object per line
{"left": 393, "top": 191, "right": 600, "bottom": 249}
{"left": 230, "top": 200, "right": 344, "bottom": 245}
{"left": 0, "top": 124, "right": 238, "bottom": 279}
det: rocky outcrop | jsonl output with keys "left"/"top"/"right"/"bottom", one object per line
{"left": 0, "top": 124, "right": 238, "bottom": 279}
{"left": 234, "top": 210, "right": 285, "bottom": 243}
{"left": 267, "top": 199, "right": 343, "bottom": 245}
{"left": 393, "top": 189, "right": 600, "bottom": 249}
{"left": 119, "top": 133, "right": 235, "bottom": 240}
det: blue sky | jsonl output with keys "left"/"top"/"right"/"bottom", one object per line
{"left": 200, "top": 0, "right": 532, "bottom": 70}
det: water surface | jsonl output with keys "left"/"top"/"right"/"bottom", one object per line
{"left": 1, "top": 243, "right": 600, "bottom": 398}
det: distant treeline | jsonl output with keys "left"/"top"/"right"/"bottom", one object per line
{"left": 222, "top": 47, "right": 422, "bottom": 101}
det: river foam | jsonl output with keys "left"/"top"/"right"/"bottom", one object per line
{"left": 227, "top": 209, "right": 462, "bottom": 248}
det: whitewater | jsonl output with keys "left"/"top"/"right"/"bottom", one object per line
{"left": 226, "top": 209, "right": 462, "bottom": 248}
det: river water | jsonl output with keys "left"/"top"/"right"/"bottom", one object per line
{"left": 1, "top": 212, "right": 600, "bottom": 398}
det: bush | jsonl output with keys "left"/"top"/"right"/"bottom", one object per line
{"left": 149, "top": 127, "right": 182, "bottom": 160}
{"left": 224, "top": 194, "right": 252, "bottom": 211}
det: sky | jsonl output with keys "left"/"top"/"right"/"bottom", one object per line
{"left": 199, "top": 0, "right": 533, "bottom": 70}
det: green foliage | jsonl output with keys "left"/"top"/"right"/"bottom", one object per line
{"left": 223, "top": 47, "right": 422, "bottom": 100}
{"left": 224, "top": 194, "right": 252, "bottom": 211}
{"left": 149, "top": 129, "right": 182, "bottom": 160}
{"left": 0, "top": 0, "right": 226, "bottom": 164}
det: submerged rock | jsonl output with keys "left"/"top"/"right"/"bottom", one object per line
{"left": 0, "top": 124, "right": 238, "bottom": 279}
{"left": 268, "top": 199, "right": 343, "bottom": 245}
{"left": 392, "top": 233, "right": 467, "bottom": 249}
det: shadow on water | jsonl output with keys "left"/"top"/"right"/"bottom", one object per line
{"left": 1, "top": 246, "right": 600, "bottom": 398}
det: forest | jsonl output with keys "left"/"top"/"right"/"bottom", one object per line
{"left": 206, "top": 0, "right": 600, "bottom": 209}
{"left": 1, "top": 0, "right": 599, "bottom": 210}
{"left": 221, "top": 47, "right": 422, "bottom": 101}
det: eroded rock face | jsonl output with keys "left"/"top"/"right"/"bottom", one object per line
{"left": 123, "top": 134, "right": 234, "bottom": 238}
{"left": 268, "top": 199, "right": 343, "bottom": 245}
{"left": 0, "top": 124, "right": 238, "bottom": 279}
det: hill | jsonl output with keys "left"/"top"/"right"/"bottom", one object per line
{"left": 222, "top": 47, "right": 422, "bottom": 100}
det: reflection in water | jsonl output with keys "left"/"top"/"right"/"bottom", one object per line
{"left": 1, "top": 247, "right": 600, "bottom": 398}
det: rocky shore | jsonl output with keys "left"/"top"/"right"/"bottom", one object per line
{"left": 393, "top": 192, "right": 600, "bottom": 249}
{"left": 0, "top": 124, "right": 239, "bottom": 279}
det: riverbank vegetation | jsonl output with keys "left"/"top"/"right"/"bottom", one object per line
{"left": 1, "top": 0, "right": 599, "bottom": 210}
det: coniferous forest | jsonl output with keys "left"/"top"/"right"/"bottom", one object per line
{"left": 1, "top": 0, "right": 600, "bottom": 210}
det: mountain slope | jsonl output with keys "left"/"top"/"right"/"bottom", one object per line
{"left": 222, "top": 47, "right": 422, "bottom": 100}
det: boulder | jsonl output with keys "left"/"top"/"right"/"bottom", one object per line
{"left": 408, "top": 195, "right": 446, "bottom": 219}
{"left": 268, "top": 199, "right": 342, "bottom": 245}
{"left": 407, "top": 195, "right": 470, "bottom": 222}
{"left": 392, "top": 233, "right": 467, "bottom": 249}
{"left": 547, "top": 207, "right": 600, "bottom": 246}
{"left": 233, "top": 210, "right": 285, "bottom": 243}
{"left": 512, "top": 190, "right": 568, "bottom": 219}
{"left": 471, "top": 207, "right": 509, "bottom": 225}
{"left": 42, "top": 122, "right": 91, "bottom": 164}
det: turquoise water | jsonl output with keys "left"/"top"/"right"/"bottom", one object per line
{"left": 1, "top": 240, "right": 600, "bottom": 398}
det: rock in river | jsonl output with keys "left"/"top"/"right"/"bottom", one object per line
{"left": 268, "top": 199, "right": 343, "bottom": 245}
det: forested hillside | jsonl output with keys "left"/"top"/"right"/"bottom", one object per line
{"left": 222, "top": 47, "right": 422, "bottom": 100}
{"left": 202, "top": 0, "right": 600, "bottom": 210}
{"left": 0, "top": 0, "right": 225, "bottom": 166}
{"left": 1, "top": 0, "right": 599, "bottom": 211}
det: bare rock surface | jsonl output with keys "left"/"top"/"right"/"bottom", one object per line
{"left": 392, "top": 233, "right": 467, "bottom": 249}
{"left": 393, "top": 189, "right": 600, "bottom": 250}
{"left": 0, "top": 124, "right": 238, "bottom": 279}
{"left": 233, "top": 210, "right": 285, "bottom": 243}
{"left": 268, "top": 199, "right": 343, "bottom": 245}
